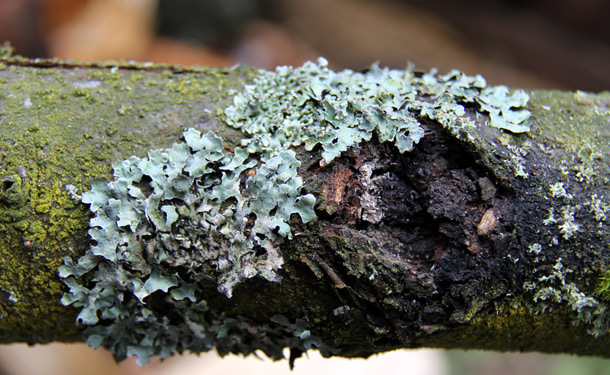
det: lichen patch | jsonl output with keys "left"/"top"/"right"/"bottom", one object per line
{"left": 59, "top": 129, "right": 319, "bottom": 365}
{"left": 59, "top": 57, "right": 533, "bottom": 365}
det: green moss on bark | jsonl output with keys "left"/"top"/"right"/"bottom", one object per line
{"left": 0, "top": 60, "right": 256, "bottom": 343}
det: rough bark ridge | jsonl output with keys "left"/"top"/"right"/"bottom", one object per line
{"left": 1, "top": 55, "right": 610, "bottom": 364}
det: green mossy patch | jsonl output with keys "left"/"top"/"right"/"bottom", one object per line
{"left": 528, "top": 90, "right": 610, "bottom": 186}
{"left": 0, "top": 60, "right": 255, "bottom": 343}
{"left": 425, "top": 296, "right": 610, "bottom": 357}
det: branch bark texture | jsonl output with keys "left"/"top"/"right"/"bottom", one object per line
{"left": 1, "top": 56, "right": 610, "bottom": 364}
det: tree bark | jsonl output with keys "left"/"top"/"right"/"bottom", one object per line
{"left": 1, "top": 55, "right": 610, "bottom": 361}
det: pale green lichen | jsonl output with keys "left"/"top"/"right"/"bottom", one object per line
{"left": 67, "top": 128, "right": 315, "bottom": 297}
{"left": 60, "top": 58, "right": 532, "bottom": 365}
{"left": 558, "top": 205, "right": 580, "bottom": 240}
{"left": 527, "top": 182, "right": 610, "bottom": 336}
{"left": 549, "top": 182, "right": 573, "bottom": 200}
{"left": 59, "top": 128, "right": 319, "bottom": 365}
{"left": 544, "top": 180, "right": 582, "bottom": 240}
{"left": 225, "top": 57, "right": 531, "bottom": 164}
{"left": 527, "top": 243, "right": 543, "bottom": 255}
{"left": 589, "top": 193, "right": 609, "bottom": 223}
{"left": 543, "top": 208, "right": 558, "bottom": 226}
{"left": 524, "top": 259, "right": 610, "bottom": 337}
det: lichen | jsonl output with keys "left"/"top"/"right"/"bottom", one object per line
{"left": 549, "top": 182, "right": 573, "bottom": 200}
{"left": 589, "top": 193, "right": 609, "bottom": 224}
{"left": 558, "top": 205, "right": 580, "bottom": 240}
{"left": 59, "top": 128, "right": 320, "bottom": 365}
{"left": 59, "top": 58, "right": 533, "bottom": 365}
{"left": 524, "top": 259, "right": 610, "bottom": 337}
{"left": 225, "top": 57, "right": 531, "bottom": 164}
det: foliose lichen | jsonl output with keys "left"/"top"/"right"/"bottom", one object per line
{"left": 524, "top": 259, "right": 610, "bottom": 337}
{"left": 59, "top": 128, "right": 319, "bottom": 365}
{"left": 589, "top": 193, "right": 609, "bottom": 224}
{"left": 60, "top": 58, "right": 532, "bottom": 365}
{"left": 225, "top": 57, "right": 531, "bottom": 164}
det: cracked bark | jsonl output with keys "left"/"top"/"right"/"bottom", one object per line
{"left": 1, "top": 56, "right": 610, "bottom": 359}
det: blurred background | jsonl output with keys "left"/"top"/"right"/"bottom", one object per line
{"left": 2, "top": 0, "right": 610, "bottom": 90}
{"left": 1, "top": 0, "right": 610, "bottom": 374}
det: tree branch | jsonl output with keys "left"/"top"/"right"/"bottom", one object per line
{"left": 1, "top": 55, "right": 610, "bottom": 366}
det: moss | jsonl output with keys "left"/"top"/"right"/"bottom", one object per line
{"left": 596, "top": 272, "right": 610, "bottom": 302}
{"left": 423, "top": 296, "right": 610, "bottom": 357}
{"left": 0, "top": 61, "right": 257, "bottom": 343}
{"left": 528, "top": 90, "right": 610, "bottom": 186}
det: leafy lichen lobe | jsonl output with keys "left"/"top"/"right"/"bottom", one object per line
{"left": 59, "top": 129, "right": 319, "bottom": 365}
{"left": 0, "top": 60, "right": 253, "bottom": 343}
{"left": 225, "top": 57, "right": 531, "bottom": 164}
{"left": 59, "top": 58, "right": 534, "bottom": 365}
